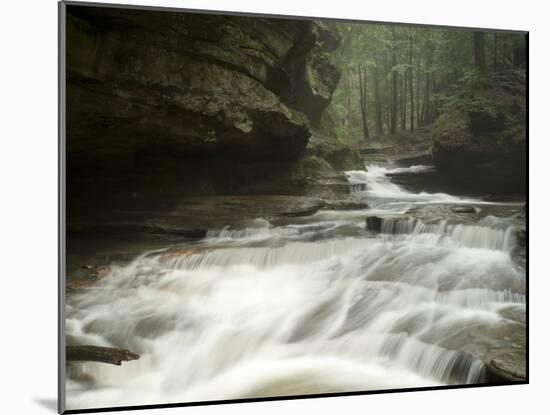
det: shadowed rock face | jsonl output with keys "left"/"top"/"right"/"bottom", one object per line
{"left": 66, "top": 6, "right": 342, "bottom": 181}
{"left": 431, "top": 74, "right": 526, "bottom": 194}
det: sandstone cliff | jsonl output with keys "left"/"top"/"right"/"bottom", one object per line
{"left": 66, "top": 6, "right": 358, "bottom": 201}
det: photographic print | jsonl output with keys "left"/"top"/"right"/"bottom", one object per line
{"left": 60, "top": 1, "right": 527, "bottom": 412}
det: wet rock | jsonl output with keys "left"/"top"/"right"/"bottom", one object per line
{"left": 356, "top": 126, "right": 433, "bottom": 161}
{"left": 451, "top": 205, "right": 477, "bottom": 214}
{"left": 159, "top": 228, "right": 207, "bottom": 239}
{"left": 67, "top": 265, "right": 111, "bottom": 292}
{"left": 517, "top": 227, "right": 527, "bottom": 247}
{"left": 300, "top": 153, "right": 352, "bottom": 199}
{"left": 76, "top": 265, "right": 109, "bottom": 280}
{"left": 394, "top": 149, "right": 433, "bottom": 166}
{"left": 68, "top": 222, "right": 207, "bottom": 239}
{"left": 449, "top": 351, "right": 483, "bottom": 384}
{"left": 366, "top": 216, "right": 383, "bottom": 232}
{"left": 281, "top": 199, "right": 326, "bottom": 217}
{"left": 406, "top": 204, "right": 480, "bottom": 224}
{"left": 313, "top": 21, "right": 341, "bottom": 52}
{"left": 521, "top": 203, "right": 527, "bottom": 219}
{"left": 365, "top": 215, "right": 413, "bottom": 233}
{"left": 350, "top": 183, "right": 367, "bottom": 192}
{"left": 161, "top": 246, "right": 211, "bottom": 260}
{"left": 306, "top": 133, "right": 364, "bottom": 171}
{"left": 279, "top": 197, "right": 367, "bottom": 217}
{"left": 485, "top": 352, "right": 527, "bottom": 383}
{"left": 323, "top": 200, "right": 369, "bottom": 210}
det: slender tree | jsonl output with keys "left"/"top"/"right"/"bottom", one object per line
{"left": 385, "top": 50, "right": 391, "bottom": 132}
{"left": 321, "top": 23, "right": 525, "bottom": 143}
{"left": 474, "top": 31, "right": 487, "bottom": 73}
{"left": 373, "top": 59, "right": 384, "bottom": 136}
{"left": 346, "top": 70, "right": 353, "bottom": 132}
{"left": 400, "top": 74, "right": 407, "bottom": 131}
{"left": 409, "top": 29, "right": 415, "bottom": 131}
{"left": 358, "top": 64, "right": 370, "bottom": 140}
{"left": 416, "top": 53, "right": 421, "bottom": 127}
{"left": 493, "top": 33, "right": 498, "bottom": 72}
{"left": 390, "top": 28, "right": 398, "bottom": 134}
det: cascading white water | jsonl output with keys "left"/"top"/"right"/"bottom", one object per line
{"left": 65, "top": 162, "right": 526, "bottom": 410}
{"left": 377, "top": 217, "right": 517, "bottom": 252}
{"left": 345, "top": 164, "right": 504, "bottom": 208}
{"left": 346, "top": 164, "right": 462, "bottom": 203}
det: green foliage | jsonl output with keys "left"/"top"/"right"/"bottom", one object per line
{"left": 322, "top": 21, "right": 526, "bottom": 144}
{"left": 434, "top": 68, "right": 526, "bottom": 145}
{"left": 433, "top": 108, "right": 468, "bottom": 139}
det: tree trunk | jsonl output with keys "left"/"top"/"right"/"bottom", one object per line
{"left": 493, "top": 33, "right": 498, "bottom": 72}
{"left": 347, "top": 70, "right": 353, "bottom": 132}
{"left": 431, "top": 71, "right": 438, "bottom": 119}
{"left": 400, "top": 73, "right": 407, "bottom": 130}
{"left": 358, "top": 65, "right": 370, "bottom": 140}
{"left": 416, "top": 55, "right": 421, "bottom": 127}
{"left": 385, "top": 52, "right": 391, "bottom": 132}
{"left": 373, "top": 60, "right": 384, "bottom": 136}
{"left": 425, "top": 68, "right": 431, "bottom": 124}
{"left": 409, "top": 30, "right": 415, "bottom": 131}
{"left": 513, "top": 40, "right": 526, "bottom": 68}
{"left": 474, "top": 31, "right": 487, "bottom": 73}
{"left": 420, "top": 59, "right": 430, "bottom": 125}
{"left": 390, "top": 29, "right": 398, "bottom": 134}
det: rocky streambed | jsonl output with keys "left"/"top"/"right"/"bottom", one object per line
{"left": 65, "top": 157, "right": 526, "bottom": 410}
{"left": 63, "top": 6, "right": 526, "bottom": 409}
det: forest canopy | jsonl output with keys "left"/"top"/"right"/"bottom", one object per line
{"left": 322, "top": 24, "right": 526, "bottom": 143}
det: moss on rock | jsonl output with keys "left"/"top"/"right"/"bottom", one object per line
{"left": 432, "top": 72, "right": 526, "bottom": 193}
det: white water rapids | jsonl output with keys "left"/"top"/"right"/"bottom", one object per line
{"left": 65, "top": 163, "right": 526, "bottom": 410}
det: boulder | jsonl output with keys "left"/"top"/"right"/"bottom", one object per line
{"left": 65, "top": 6, "right": 360, "bottom": 243}
{"left": 66, "top": 7, "right": 342, "bottom": 183}
{"left": 280, "top": 199, "right": 326, "bottom": 217}
{"left": 281, "top": 198, "right": 369, "bottom": 217}
{"left": 68, "top": 222, "right": 207, "bottom": 239}
{"left": 432, "top": 73, "right": 526, "bottom": 193}
{"left": 451, "top": 205, "right": 477, "bottom": 214}
{"left": 313, "top": 21, "right": 342, "bottom": 52}
{"left": 323, "top": 200, "right": 369, "bottom": 210}
{"left": 517, "top": 227, "right": 527, "bottom": 247}
{"left": 366, "top": 216, "right": 383, "bottom": 232}
{"left": 485, "top": 352, "right": 527, "bottom": 383}
{"left": 306, "top": 133, "right": 364, "bottom": 171}
{"left": 67, "top": 265, "right": 111, "bottom": 292}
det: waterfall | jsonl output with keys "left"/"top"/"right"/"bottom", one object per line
{"left": 163, "top": 239, "right": 372, "bottom": 270}
{"left": 346, "top": 164, "right": 464, "bottom": 203}
{"left": 377, "top": 217, "right": 517, "bottom": 252}
{"left": 65, "top": 162, "right": 526, "bottom": 410}
{"left": 206, "top": 219, "right": 300, "bottom": 240}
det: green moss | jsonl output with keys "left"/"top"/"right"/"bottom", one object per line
{"left": 434, "top": 83, "right": 525, "bottom": 145}
{"left": 318, "top": 111, "right": 339, "bottom": 141}
{"left": 434, "top": 69, "right": 526, "bottom": 144}
{"left": 325, "top": 147, "right": 364, "bottom": 171}
{"left": 433, "top": 108, "right": 468, "bottom": 142}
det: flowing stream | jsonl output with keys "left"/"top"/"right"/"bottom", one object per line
{"left": 65, "top": 163, "right": 526, "bottom": 410}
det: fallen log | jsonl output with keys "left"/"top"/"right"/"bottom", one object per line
{"left": 66, "top": 346, "right": 140, "bottom": 366}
